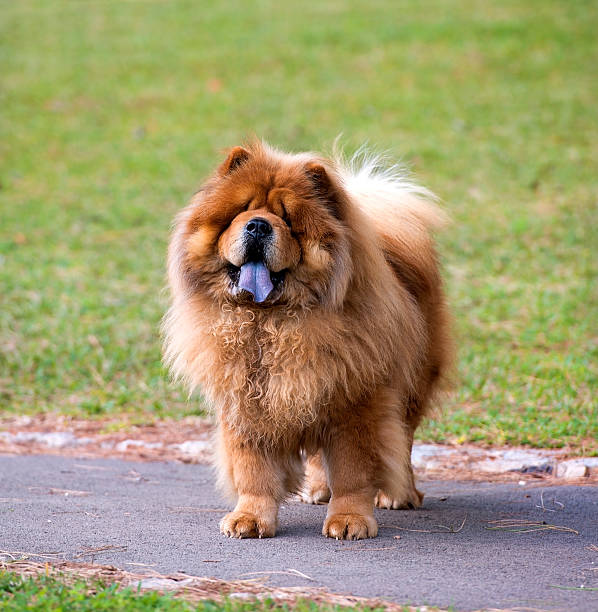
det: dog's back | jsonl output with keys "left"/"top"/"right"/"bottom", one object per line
{"left": 338, "top": 153, "right": 453, "bottom": 428}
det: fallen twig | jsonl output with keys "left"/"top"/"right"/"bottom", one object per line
{"left": 0, "top": 549, "right": 65, "bottom": 561}
{"left": 27, "top": 487, "right": 91, "bottom": 497}
{"left": 168, "top": 506, "right": 228, "bottom": 513}
{"left": 550, "top": 584, "right": 598, "bottom": 591}
{"left": 535, "top": 490, "right": 564, "bottom": 512}
{"left": 380, "top": 517, "right": 466, "bottom": 534}
{"left": 238, "top": 569, "right": 315, "bottom": 582}
{"left": 433, "top": 515, "right": 467, "bottom": 533}
{"left": 74, "top": 545, "right": 127, "bottom": 559}
{"left": 337, "top": 545, "right": 399, "bottom": 551}
{"left": 535, "top": 490, "right": 554, "bottom": 512}
{"left": 382, "top": 526, "right": 434, "bottom": 533}
{"left": 486, "top": 519, "right": 579, "bottom": 535}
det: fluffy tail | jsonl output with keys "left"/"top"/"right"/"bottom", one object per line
{"left": 335, "top": 148, "right": 448, "bottom": 237}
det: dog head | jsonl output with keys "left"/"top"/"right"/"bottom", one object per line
{"left": 172, "top": 143, "right": 354, "bottom": 309}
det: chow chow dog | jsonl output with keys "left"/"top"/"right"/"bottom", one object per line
{"left": 163, "top": 141, "right": 452, "bottom": 540}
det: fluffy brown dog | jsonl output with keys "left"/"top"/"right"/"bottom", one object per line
{"left": 163, "top": 142, "right": 452, "bottom": 540}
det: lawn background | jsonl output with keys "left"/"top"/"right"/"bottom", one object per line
{"left": 1, "top": 0, "right": 596, "bottom": 452}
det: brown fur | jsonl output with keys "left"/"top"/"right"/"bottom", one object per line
{"left": 162, "top": 141, "right": 452, "bottom": 540}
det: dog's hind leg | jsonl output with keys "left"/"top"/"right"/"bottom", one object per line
{"left": 300, "top": 450, "right": 331, "bottom": 504}
{"left": 374, "top": 413, "right": 423, "bottom": 510}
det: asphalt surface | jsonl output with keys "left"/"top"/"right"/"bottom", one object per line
{"left": 1, "top": 455, "right": 597, "bottom": 611}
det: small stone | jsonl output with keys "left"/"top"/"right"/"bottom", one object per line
{"left": 229, "top": 593, "right": 254, "bottom": 600}
{"left": 11, "top": 431, "right": 80, "bottom": 448}
{"left": 116, "top": 439, "right": 163, "bottom": 452}
{"left": 556, "top": 461, "right": 589, "bottom": 479}
{"left": 116, "top": 439, "right": 144, "bottom": 452}
{"left": 170, "top": 440, "right": 210, "bottom": 459}
{"left": 138, "top": 577, "right": 192, "bottom": 591}
{"left": 515, "top": 463, "right": 553, "bottom": 475}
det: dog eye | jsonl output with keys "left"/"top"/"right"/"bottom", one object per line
{"left": 281, "top": 203, "right": 292, "bottom": 228}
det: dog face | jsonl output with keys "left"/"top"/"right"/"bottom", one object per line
{"left": 177, "top": 144, "right": 353, "bottom": 309}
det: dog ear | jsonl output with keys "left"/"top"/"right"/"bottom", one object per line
{"left": 219, "top": 146, "right": 250, "bottom": 175}
{"left": 305, "top": 162, "right": 344, "bottom": 219}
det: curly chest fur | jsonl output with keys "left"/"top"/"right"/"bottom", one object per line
{"left": 205, "top": 307, "right": 334, "bottom": 442}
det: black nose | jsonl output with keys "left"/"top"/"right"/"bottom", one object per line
{"left": 245, "top": 218, "right": 272, "bottom": 240}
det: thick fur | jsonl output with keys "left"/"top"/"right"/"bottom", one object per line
{"left": 162, "top": 141, "right": 452, "bottom": 539}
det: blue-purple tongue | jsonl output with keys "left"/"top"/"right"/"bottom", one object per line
{"left": 238, "top": 261, "right": 274, "bottom": 303}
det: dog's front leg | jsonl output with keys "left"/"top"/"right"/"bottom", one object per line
{"left": 217, "top": 426, "right": 284, "bottom": 539}
{"left": 321, "top": 418, "right": 379, "bottom": 540}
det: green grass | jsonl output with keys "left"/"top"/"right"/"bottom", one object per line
{"left": 0, "top": 571, "right": 402, "bottom": 612}
{"left": 0, "top": 571, "right": 194, "bottom": 612}
{"left": 1, "top": 0, "right": 596, "bottom": 451}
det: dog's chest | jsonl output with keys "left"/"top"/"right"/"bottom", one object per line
{"left": 209, "top": 312, "right": 326, "bottom": 435}
{"left": 219, "top": 319, "right": 293, "bottom": 398}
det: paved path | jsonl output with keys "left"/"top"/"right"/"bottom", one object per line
{"left": 1, "top": 455, "right": 597, "bottom": 611}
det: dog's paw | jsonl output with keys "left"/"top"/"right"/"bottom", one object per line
{"left": 322, "top": 513, "right": 378, "bottom": 540}
{"left": 219, "top": 511, "right": 276, "bottom": 539}
{"left": 375, "top": 487, "right": 424, "bottom": 510}
{"left": 299, "top": 483, "right": 331, "bottom": 505}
